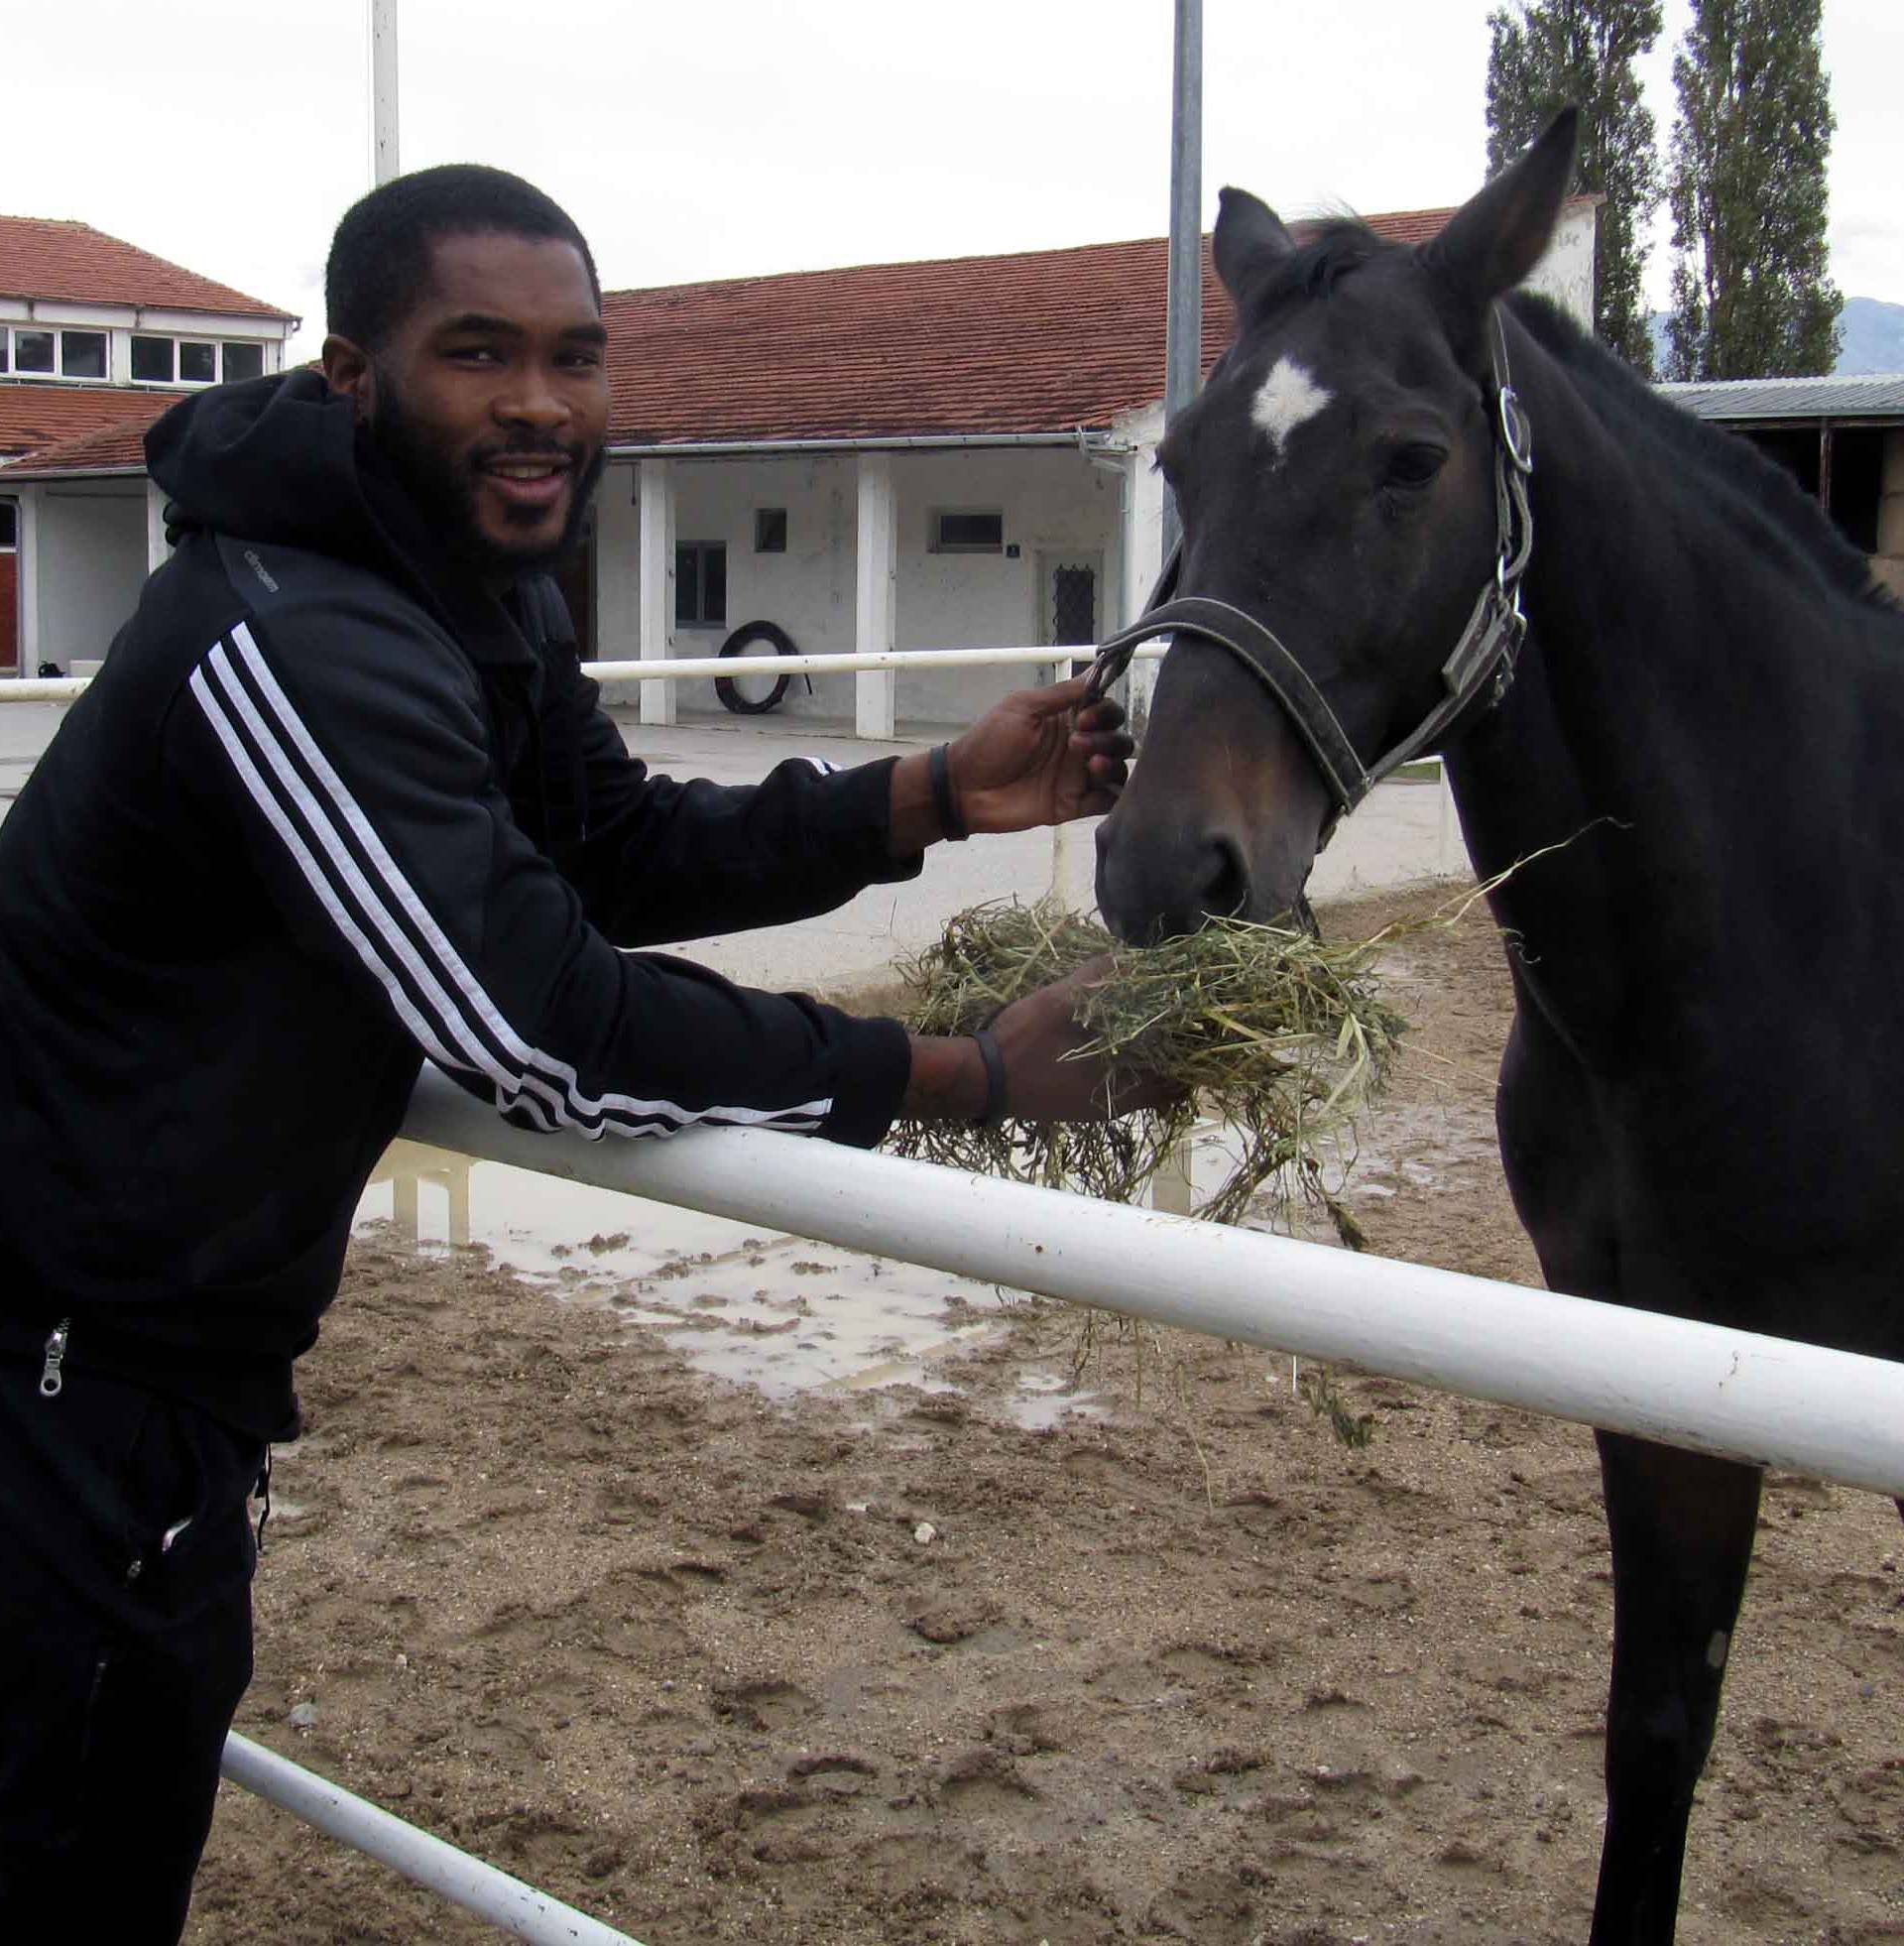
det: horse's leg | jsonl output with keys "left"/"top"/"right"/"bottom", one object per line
{"left": 1589, "top": 1432, "right": 1762, "bottom": 1946}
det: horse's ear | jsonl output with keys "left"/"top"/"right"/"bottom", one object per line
{"left": 1425, "top": 106, "right": 1579, "bottom": 310}
{"left": 1214, "top": 186, "right": 1296, "bottom": 315}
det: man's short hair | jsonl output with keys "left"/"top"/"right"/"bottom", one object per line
{"left": 325, "top": 164, "right": 602, "bottom": 352}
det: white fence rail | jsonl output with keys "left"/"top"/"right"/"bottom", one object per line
{"left": 1, "top": 643, "right": 1166, "bottom": 708}
{"left": 404, "top": 1068, "right": 1904, "bottom": 1499}
{"left": 219, "top": 1734, "right": 645, "bottom": 1945}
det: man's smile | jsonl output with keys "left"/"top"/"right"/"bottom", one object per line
{"left": 477, "top": 450, "right": 575, "bottom": 512}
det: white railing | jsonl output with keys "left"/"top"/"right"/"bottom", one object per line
{"left": 219, "top": 1735, "right": 644, "bottom": 1944}
{"left": 1, "top": 643, "right": 1166, "bottom": 708}
{"left": 402, "top": 1068, "right": 1904, "bottom": 1498}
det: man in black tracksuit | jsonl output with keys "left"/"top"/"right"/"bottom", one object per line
{"left": 0, "top": 167, "right": 1151, "bottom": 1938}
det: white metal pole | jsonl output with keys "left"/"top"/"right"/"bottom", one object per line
{"left": 401, "top": 1069, "right": 1904, "bottom": 1499}
{"left": 221, "top": 1734, "right": 644, "bottom": 1945}
{"left": 0, "top": 643, "right": 1168, "bottom": 706}
{"left": 370, "top": 0, "right": 400, "bottom": 186}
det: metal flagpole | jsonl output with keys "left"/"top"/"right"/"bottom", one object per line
{"left": 371, "top": 0, "right": 401, "bottom": 185}
{"left": 1161, "top": 0, "right": 1203, "bottom": 559}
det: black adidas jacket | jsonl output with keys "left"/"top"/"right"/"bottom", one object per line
{"left": 0, "top": 371, "right": 917, "bottom": 1436}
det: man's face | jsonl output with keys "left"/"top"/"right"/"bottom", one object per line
{"left": 332, "top": 231, "right": 610, "bottom": 579}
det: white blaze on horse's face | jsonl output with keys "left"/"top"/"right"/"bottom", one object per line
{"left": 1249, "top": 355, "right": 1333, "bottom": 465}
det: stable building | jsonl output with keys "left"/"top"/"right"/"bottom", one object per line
{"left": 4, "top": 202, "right": 1598, "bottom": 727}
{"left": 1659, "top": 375, "right": 1904, "bottom": 601}
{"left": 0, "top": 216, "right": 298, "bottom": 673}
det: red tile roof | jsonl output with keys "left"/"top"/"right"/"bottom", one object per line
{"left": 601, "top": 209, "right": 1466, "bottom": 446}
{"left": 0, "top": 216, "right": 295, "bottom": 321}
{"left": 0, "top": 410, "right": 160, "bottom": 478}
{"left": 0, "top": 382, "right": 175, "bottom": 460}
{"left": 11, "top": 200, "right": 1584, "bottom": 476}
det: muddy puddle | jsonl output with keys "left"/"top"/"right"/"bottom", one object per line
{"left": 355, "top": 1141, "right": 1106, "bottom": 1426}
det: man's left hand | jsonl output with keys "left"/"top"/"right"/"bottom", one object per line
{"left": 945, "top": 675, "right": 1133, "bottom": 836}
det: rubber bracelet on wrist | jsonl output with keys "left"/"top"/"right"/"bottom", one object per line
{"left": 970, "top": 1027, "right": 1009, "bottom": 1128}
{"left": 929, "top": 742, "right": 968, "bottom": 842}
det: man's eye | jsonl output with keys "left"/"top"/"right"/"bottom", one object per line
{"left": 445, "top": 345, "right": 502, "bottom": 364}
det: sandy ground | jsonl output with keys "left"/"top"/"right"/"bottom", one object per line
{"left": 186, "top": 889, "right": 1904, "bottom": 1945}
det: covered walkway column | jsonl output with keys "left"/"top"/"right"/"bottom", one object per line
{"left": 11, "top": 489, "right": 42, "bottom": 678}
{"left": 1120, "top": 421, "right": 1166, "bottom": 728}
{"left": 637, "top": 457, "right": 674, "bottom": 727}
{"left": 146, "top": 479, "right": 173, "bottom": 574}
{"left": 854, "top": 452, "right": 895, "bottom": 740}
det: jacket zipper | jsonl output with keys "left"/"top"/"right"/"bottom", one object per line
{"left": 40, "top": 1317, "right": 69, "bottom": 1398}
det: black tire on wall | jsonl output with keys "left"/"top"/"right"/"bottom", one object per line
{"left": 714, "top": 621, "right": 799, "bottom": 715}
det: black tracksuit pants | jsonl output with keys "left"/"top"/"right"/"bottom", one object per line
{"left": 0, "top": 1352, "right": 264, "bottom": 1944}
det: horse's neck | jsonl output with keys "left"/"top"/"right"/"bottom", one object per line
{"left": 1443, "top": 334, "right": 1900, "bottom": 1028}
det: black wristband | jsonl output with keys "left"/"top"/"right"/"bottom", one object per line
{"left": 929, "top": 742, "right": 968, "bottom": 842}
{"left": 970, "top": 1027, "right": 1009, "bottom": 1127}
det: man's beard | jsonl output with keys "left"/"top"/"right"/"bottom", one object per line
{"left": 366, "top": 367, "right": 604, "bottom": 579}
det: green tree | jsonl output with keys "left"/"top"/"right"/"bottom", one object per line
{"left": 1487, "top": 0, "right": 1664, "bottom": 374}
{"left": 1665, "top": 0, "right": 1841, "bottom": 380}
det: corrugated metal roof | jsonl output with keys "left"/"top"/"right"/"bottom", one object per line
{"left": 1660, "top": 374, "right": 1904, "bottom": 424}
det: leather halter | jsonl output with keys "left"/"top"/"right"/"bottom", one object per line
{"left": 1086, "top": 310, "right": 1535, "bottom": 841}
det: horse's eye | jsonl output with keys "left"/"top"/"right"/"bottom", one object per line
{"left": 1386, "top": 443, "right": 1447, "bottom": 489}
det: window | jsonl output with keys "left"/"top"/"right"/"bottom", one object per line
{"left": 6, "top": 327, "right": 110, "bottom": 381}
{"left": 131, "top": 335, "right": 176, "bottom": 382}
{"left": 674, "top": 543, "right": 727, "bottom": 628}
{"left": 60, "top": 331, "right": 107, "bottom": 379}
{"left": 0, "top": 502, "right": 16, "bottom": 550}
{"left": 754, "top": 507, "right": 787, "bottom": 554}
{"left": 931, "top": 509, "right": 1005, "bottom": 553}
{"left": 129, "top": 335, "right": 269, "bottom": 386}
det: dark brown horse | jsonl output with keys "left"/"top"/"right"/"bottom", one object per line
{"left": 1093, "top": 111, "right": 1904, "bottom": 1943}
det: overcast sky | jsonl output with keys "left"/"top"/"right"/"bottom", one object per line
{"left": 9, "top": 0, "right": 1898, "bottom": 360}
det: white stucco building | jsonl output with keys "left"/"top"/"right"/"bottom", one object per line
{"left": 0, "top": 214, "right": 298, "bottom": 673}
{"left": 3, "top": 202, "right": 1597, "bottom": 725}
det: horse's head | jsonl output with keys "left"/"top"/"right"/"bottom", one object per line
{"left": 1096, "top": 111, "right": 1577, "bottom": 941}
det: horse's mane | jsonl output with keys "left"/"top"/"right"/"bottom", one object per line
{"left": 1501, "top": 290, "right": 1893, "bottom": 613}
{"left": 1254, "top": 220, "right": 1388, "bottom": 308}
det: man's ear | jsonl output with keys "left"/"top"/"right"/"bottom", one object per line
{"left": 320, "top": 335, "right": 374, "bottom": 420}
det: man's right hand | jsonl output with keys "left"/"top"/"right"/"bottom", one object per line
{"left": 899, "top": 959, "right": 1183, "bottom": 1124}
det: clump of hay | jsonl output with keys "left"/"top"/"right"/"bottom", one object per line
{"left": 884, "top": 897, "right": 1410, "bottom": 1238}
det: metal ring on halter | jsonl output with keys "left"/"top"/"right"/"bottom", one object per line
{"left": 1497, "top": 384, "right": 1533, "bottom": 474}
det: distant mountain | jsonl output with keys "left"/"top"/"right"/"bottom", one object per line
{"left": 1837, "top": 298, "right": 1904, "bottom": 375}
{"left": 1645, "top": 298, "right": 1904, "bottom": 377}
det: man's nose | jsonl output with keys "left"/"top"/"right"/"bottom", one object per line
{"left": 495, "top": 365, "right": 570, "bottom": 428}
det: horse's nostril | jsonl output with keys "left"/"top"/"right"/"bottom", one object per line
{"left": 1198, "top": 834, "right": 1251, "bottom": 921}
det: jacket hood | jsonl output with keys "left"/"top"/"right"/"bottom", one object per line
{"left": 147, "top": 369, "right": 375, "bottom": 559}
{"left": 145, "top": 370, "right": 536, "bottom": 669}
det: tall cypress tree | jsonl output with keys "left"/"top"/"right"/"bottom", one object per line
{"left": 1486, "top": 0, "right": 1664, "bottom": 374}
{"left": 1665, "top": 0, "right": 1841, "bottom": 380}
